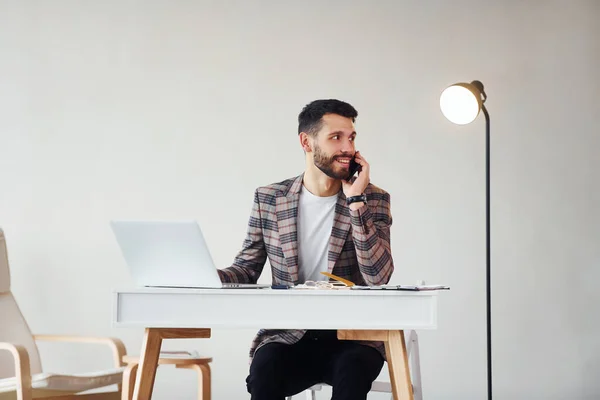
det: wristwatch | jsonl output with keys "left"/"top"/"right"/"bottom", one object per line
{"left": 346, "top": 194, "right": 367, "bottom": 206}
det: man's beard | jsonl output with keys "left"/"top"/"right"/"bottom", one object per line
{"left": 313, "top": 144, "right": 351, "bottom": 180}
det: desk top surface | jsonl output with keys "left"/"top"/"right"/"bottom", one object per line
{"left": 113, "top": 286, "right": 441, "bottom": 329}
{"left": 115, "top": 287, "right": 439, "bottom": 297}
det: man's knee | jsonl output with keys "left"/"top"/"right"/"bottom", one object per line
{"left": 331, "top": 345, "right": 384, "bottom": 388}
{"left": 246, "top": 344, "right": 287, "bottom": 394}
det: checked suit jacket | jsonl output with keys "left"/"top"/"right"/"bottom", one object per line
{"left": 218, "top": 173, "right": 394, "bottom": 360}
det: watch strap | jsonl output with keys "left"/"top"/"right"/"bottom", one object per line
{"left": 346, "top": 194, "right": 367, "bottom": 205}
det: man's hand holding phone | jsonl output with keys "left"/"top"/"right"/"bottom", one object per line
{"left": 342, "top": 151, "right": 370, "bottom": 210}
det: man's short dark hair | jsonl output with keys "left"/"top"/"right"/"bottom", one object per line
{"left": 298, "top": 99, "right": 358, "bottom": 137}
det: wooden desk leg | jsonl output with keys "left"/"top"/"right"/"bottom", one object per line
{"left": 178, "top": 363, "right": 211, "bottom": 400}
{"left": 132, "top": 328, "right": 163, "bottom": 400}
{"left": 337, "top": 329, "right": 413, "bottom": 400}
{"left": 385, "top": 330, "right": 413, "bottom": 400}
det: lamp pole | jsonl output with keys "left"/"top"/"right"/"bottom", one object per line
{"left": 473, "top": 80, "right": 492, "bottom": 400}
{"left": 483, "top": 103, "right": 492, "bottom": 400}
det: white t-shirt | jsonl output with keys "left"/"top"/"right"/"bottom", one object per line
{"left": 297, "top": 185, "right": 338, "bottom": 283}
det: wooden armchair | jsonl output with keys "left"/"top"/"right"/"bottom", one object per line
{"left": 0, "top": 228, "right": 127, "bottom": 400}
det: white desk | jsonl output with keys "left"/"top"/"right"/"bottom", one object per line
{"left": 113, "top": 288, "right": 439, "bottom": 400}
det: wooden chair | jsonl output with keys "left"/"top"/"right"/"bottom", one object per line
{"left": 0, "top": 228, "right": 128, "bottom": 400}
{"left": 286, "top": 330, "right": 423, "bottom": 400}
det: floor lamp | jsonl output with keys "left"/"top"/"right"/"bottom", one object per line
{"left": 439, "top": 80, "right": 492, "bottom": 400}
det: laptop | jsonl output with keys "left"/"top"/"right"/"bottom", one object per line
{"left": 110, "top": 220, "right": 270, "bottom": 289}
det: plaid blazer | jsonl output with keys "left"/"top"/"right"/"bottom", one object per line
{"left": 218, "top": 173, "right": 394, "bottom": 360}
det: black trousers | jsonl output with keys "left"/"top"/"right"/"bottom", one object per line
{"left": 246, "top": 330, "right": 384, "bottom": 400}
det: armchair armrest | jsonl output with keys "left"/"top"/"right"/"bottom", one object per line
{"left": 33, "top": 334, "right": 127, "bottom": 368}
{"left": 0, "top": 342, "right": 32, "bottom": 400}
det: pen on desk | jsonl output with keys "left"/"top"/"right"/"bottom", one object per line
{"left": 319, "top": 272, "right": 355, "bottom": 287}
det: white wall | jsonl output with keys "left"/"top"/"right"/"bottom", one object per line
{"left": 1, "top": 0, "right": 599, "bottom": 399}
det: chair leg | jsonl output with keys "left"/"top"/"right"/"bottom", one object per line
{"left": 409, "top": 334, "right": 423, "bottom": 400}
{"left": 121, "top": 364, "right": 138, "bottom": 400}
{"left": 197, "top": 364, "right": 211, "bottom": 400}
{"left": 177, "top": 363, "right": 211, "bottom": 400}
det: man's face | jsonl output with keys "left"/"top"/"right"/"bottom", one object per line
{"left": 310, "top": 114, "right": 357, "bottom": 180}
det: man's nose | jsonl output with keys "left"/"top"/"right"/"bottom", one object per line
{"left": 341, "top": 140, "right": 355, "bottom": 154}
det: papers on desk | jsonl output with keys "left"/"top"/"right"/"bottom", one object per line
{"left": 350, "top": 284, "right": 450, "bottom": 291}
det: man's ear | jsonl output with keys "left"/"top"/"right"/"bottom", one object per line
{"left": 299, "top": 132, "right": 312, "bottom": 152}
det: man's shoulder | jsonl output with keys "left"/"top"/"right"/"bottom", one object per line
{"left": 251, "top": 175, "right": 301, "bottom": 205}
{"left": 256, "top": 177, "right": 297, "bottom": 194}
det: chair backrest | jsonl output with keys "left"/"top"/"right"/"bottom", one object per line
{"left": 0, "top": 228, "right": 43, "bottom": 378}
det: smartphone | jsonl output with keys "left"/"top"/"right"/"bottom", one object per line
{"left": 347, "top": 156, "right": 361, "bottom": 181}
